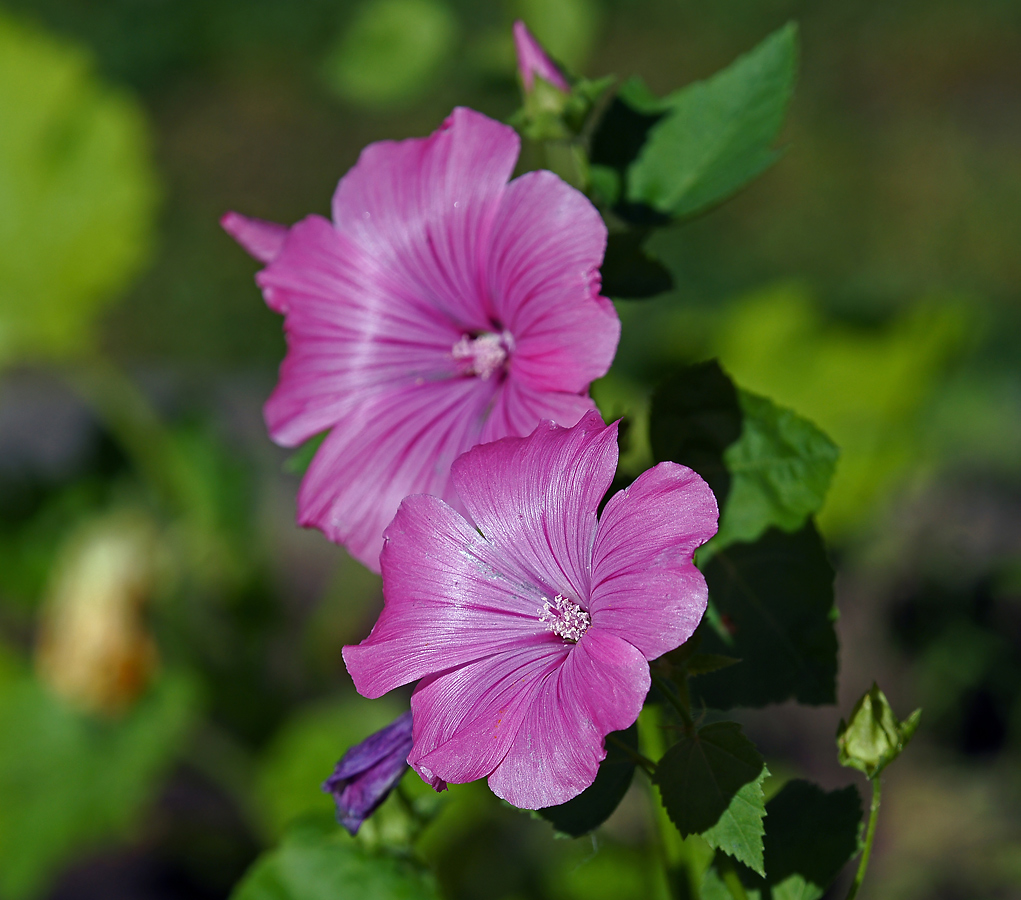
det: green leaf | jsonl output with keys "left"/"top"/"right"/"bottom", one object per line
{"left": 232, "top": 819, "right": 440, "bottom": 900}
{"left": 588, "top": 77, "right": 668, "bottom": 223}
{"left": 0, "top": 12, "right": 158, "bottom": 365}
{"left": 599, "top": 231, "right": 673, "bottom": 300}
{"left": 539, "top": 724, "right": 637, "bottom": 837}
{"left": 627, "top": 22, "right": 798, "bottom": 218}
{"left": 701, "top": 780, "right": 863, "bottom": 900}
{"left": 322, "top": 0, "right": 458, "bottom": 109}
{"left": 655, "top": 722, "right": 768, "bottom": 875}
{"left": 0, "top": 675, "right": 195, "bottom": 900}
{"left": 715, "top": 390, "right": 838, "bottom": 548}
{"left": 837, "top": 683, "right": 921, "bottom": 779}
{"left": 649, "top": 360, "right": 743, "bottom": 506}
{"left": 695, "top": 523, "right": 837, "bottom": 709}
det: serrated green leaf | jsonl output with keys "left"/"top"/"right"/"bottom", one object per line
{"left": 539, "top": 724, "right": 637, "bottom": 837}
{"left": 837, "top": 683, "right": 921, "bottom": 779}
{"left": 650, "top": 360, "right": 743, "bottom": 506}
{"left": 231, "top": 819, "right": 440, "bottom": 900}
{"left": 701, "top": 780, "right": 862, "bottom": 900}
{"left": 654, "top": 722, "right": 768, "bottom": 875}
{"left": 627, "top": 22, "right": 798, "bottom": 218}
{"left": 600, "top": 231, "right": 673, "bottom": 300}
{"left": 0, "top": 12, "right": 158, "bottom": 365}
{"left": 695, "top": 523, "right": 837, "bottom": 709}
{"left": 715, "top": 390, "right": 838, "bottom": 548}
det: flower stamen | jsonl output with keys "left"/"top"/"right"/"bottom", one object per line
{"left": 539, "top": 594, "right": 590, "bottom": 643}
{"left": 452, "top": 331, "right": 513, "bottom": 380}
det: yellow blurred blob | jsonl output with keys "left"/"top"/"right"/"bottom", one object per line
{"left": 35, "top": 512, "right": 160, "bottom": 717}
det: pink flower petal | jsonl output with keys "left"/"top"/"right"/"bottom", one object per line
{"left": 488, "top": 170, "right": 618, "bottom": 394}
{"left": 300, "top": 379, "right": 500, "bottom": 572}
{"left": 487, "top": 629, "right": 649, "bottom": 809}
{"left": 221, "top": 212, "right": 288, "bottom": 264}
{"left": 408, "top": 642, "right": 567, "bottom": 785}
{"left": 258, "top": 215, "right": 461, "bottom": 446}
{"left": 479, "top": 378, "right": 596, "bottom": 445}
{"left": 590, "top": 463, "right": 718, "bottom": 661}
{"left": 513, "top": 20, "right": 569, "bottom": 92}
{"left": 342, "top": 492, "right": 557, "bottom": 694}
{"left": 451, "top": 411, "right": 617, "bottom": 603}
{"left": 331, "top": 107, "right": 520, "bottom": 331}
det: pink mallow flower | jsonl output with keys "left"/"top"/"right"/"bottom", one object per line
{"left": 221, "top": 107, "right": 619, "bottom": 572}
{"left": 513, "top": 20, "right": 570, "bottom": 93}
{"left": 343, "top": 411, "right": 719, "bottom": 809}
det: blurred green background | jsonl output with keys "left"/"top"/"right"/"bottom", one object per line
{"left": 0, "top": 0, "right": 1018, "bottom": 898}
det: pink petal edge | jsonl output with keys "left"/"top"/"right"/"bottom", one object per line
{"left": 220, "top": 212, "right": 288, "bottom": 264}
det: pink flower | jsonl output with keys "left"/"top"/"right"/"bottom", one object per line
{"left": 343, "top": 412, "right": 718, "bottom": 809}
{"left": 513, "top": 20, "right": 569, "bottom": 93}
{"left": 222, "top": 108, "right": 619, "bottom": 571}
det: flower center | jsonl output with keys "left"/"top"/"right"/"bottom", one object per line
{"left": 452, "top": 330, "right": 513, "bottom": 380}
{"left": 539, "top": 594, "right": 590, "bottom": 643}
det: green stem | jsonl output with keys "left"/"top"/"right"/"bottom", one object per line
{"left": 651, "top": 673, "right": 694, "bottom": 732}
{"left": 607, "top": 732, "right": 657, "bottom": 775}
{"left": 845, "top": 777, "right": 882, "bottom": 900}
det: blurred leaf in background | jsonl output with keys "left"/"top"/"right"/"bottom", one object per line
{"left": 715, "top": 285, "right": 968, "bottom": 536}
{"left": 0, "top": 673, "right": 196, "bottom": 900}
{"left": 257, "top": 695, "right": 406, "bottom": 839}
{"left": 231, "top": 817, "right": 440, "bottom": 900}
{"left": 322, "top": 0, "right": 459, "bottom": 109}
{"left": 0, "top": 11, "right": 158, "bottom": 365}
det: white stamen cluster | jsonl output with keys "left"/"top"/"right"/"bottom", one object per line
{"left": 452, "top": 332, "right": 511, "bottom": 380}
{"left": 539, "top": 594, "right": 590, "bottom": 643}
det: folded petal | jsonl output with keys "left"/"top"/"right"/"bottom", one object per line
{"left": 451, "top": 411, "right": 617, "bottom": 603}
{"left": 299, "top": 377, "right": 499, "bottom": 572}
{"left": 589, "top": 463, "right": 718, "bottom": 661}
{"left": 408, "top": 642, "right": 567, "bottom": 785}
{"left": 488, "top": 170, "right": 618, "bottom": 393}
{"left": 343, "top": 492, "right": 559, "bottom": 695}
{"left": 258, "top": 214, "right": 462, "bottom": 446}
{"left": 487, "top": 629, "right": 649, "bottom": 809}
{"left": 221, "top": 212, "right": 288, "bottom": 264}
{"left": 331, "top": 107, "right": 520, "bottom": 330}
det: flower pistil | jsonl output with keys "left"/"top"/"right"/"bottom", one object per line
{"left": 539, "top": 594, "right": 590, "bottom": 643}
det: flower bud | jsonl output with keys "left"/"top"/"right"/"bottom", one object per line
{"left": 513, "top": 20, "right": 569, "bottom": 94}
{"left": 837, "top": 683, "right": 921, "bottom": 779}
{"left": 322, "top": 711, "right": 446, "bottom": 835}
